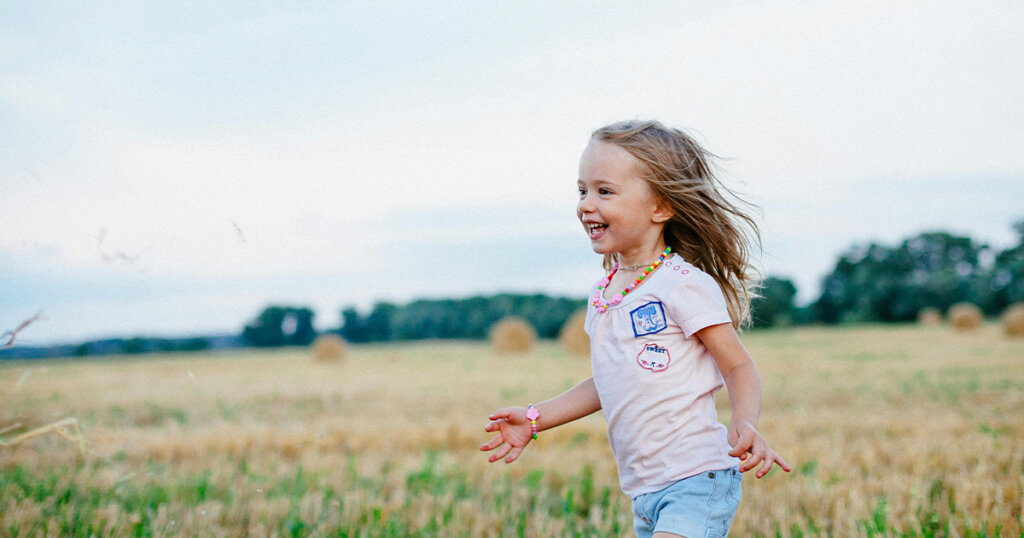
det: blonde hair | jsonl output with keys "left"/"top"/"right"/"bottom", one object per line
{"left": 592, "top": 119, "right": 761, "bottom": 328}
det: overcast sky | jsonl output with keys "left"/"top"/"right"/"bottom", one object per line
{"left": 2, "top": 1, "right": 1023, "bottom": 345}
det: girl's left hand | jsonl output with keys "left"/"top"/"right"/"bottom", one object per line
{"left": 728, "top": 420, "right": 791, "bottom": 478}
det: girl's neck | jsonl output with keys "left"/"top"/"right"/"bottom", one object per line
{"left": 616, "top": 243, "right": 670, "bottom": 271}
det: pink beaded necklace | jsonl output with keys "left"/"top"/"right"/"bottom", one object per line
{"left": 592, "top": 246, "right": 672, "bottom": 313}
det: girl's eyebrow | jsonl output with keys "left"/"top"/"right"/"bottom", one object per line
{"left": 578, "top": 178, "right": 618, "bottom": 186}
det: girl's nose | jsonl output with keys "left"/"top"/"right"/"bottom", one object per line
{"left": 578, "top": 194, "right": 595, "bottom": 213}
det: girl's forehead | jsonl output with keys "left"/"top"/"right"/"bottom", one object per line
{"left": 580, "top": 139, "right": 641, "bottom": 176}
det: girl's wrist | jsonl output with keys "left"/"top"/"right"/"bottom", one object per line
{"left": 526, "top": 404, "right": 540, "bottom": 439}
{"left": 731, "top": 419, "right": 758, "bottom": 431}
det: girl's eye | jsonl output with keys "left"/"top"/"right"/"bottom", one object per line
{"left": 598, "top": 188, "right": 611, "bottom": 195}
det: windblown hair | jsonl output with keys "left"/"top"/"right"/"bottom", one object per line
{"left": 592, "top": 119, "right": 761, "bottom": 328}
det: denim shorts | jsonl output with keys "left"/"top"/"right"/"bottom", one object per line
{"left": 631, "top": 467, "right": 742, "bottom": 538}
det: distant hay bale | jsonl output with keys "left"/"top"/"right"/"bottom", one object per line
{"left": 490, "top": 317, "right": 536, "bottom": 354}
{"left": 311, "top": 334, "right": 347, "bottom": 361}
{"left": 559, "top": 310, "right": 590, "bottom": 357}
{"left": 917, "top": 307, "right": 942, "bottom": 325}
{"left": 1002, "top": 303, "right": 1024, "bottom": 337}
{"left": 948, "top": 303, "right": 982, "bottom": 331}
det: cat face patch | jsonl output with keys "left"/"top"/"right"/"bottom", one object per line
{"left": 636, "top": 343, "right": 671, "bottom": 372}
{"left": 630, "top": 301, "right": 667, "bottom": 337}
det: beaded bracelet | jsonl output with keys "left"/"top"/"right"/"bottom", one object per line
{"left": 526, "top": 404, "right": 540, "bottom": 440}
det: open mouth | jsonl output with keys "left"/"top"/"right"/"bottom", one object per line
{"left": 586, "top": 222, "right": 607, "bottom": 239}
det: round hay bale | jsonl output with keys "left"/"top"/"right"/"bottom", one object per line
{"left": 947, "top": 302, "right": 982, "bottom": 331}
{"left": 1002, "top": 303, "right": 1024, "bottom": 337}
{"left": 917, "top": 307, "right": 942, "bottom": 325}
{"left": 311, "top": 333, "right": 347, "bottom": 361}
{"left": 559, "top": 309, "right": 590, "bottom": 357}
{"left": 490, "top": 316, "right": 536, "bottom": 354}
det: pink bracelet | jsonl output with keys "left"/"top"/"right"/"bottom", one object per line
{"left": 526, "top": 404, "right": 539, "bottom": 440}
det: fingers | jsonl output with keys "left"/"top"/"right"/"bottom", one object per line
{"left": 736, "top": 447, "right": 791, "bottom": 479}
{"left": 505, "top": 446, "right": 523, "bottom": 464}
{"left": 730, "top": 426, "right": 791, "bottom": 478}
{"left": 479, "top": 433, "right": 504, "bottom": 452}
{"left": 738, "top": 442, "right": 764, "bottom": 474}
{"left": 482, "top": 408, "right": 527, "bottom": 464}
{"left": 727, "top": 435, "right": 750, "bottom": 458}
{"left": 754, "top": 450, "right": 791, "bottom": 478}
{"left": 731, "top": 430, "right": 766, "bottom": 474}
{"left": 756, "top": 454, "right": 775, "bottom": 478}
{"left": 728, "top": 428, "right": 754, "bottom": 459}
{"left": 488, "top": 408, "right": 513, "bottom": 421}
{"left": 487, "top": 441, "right": 512, "bottom": 463}
{"left": 755, "top": 455, "right": 773, "bottom": 478}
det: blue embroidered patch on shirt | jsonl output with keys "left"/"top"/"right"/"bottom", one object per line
{"left": 630, "top": 301, "right": 668, "bottom": 337}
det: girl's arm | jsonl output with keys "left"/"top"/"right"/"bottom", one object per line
{"left": 480, "top": 377, "right": 601, "bottom": 464}
{"left": 696, "top": 323, "right": 791, "bottom": 478}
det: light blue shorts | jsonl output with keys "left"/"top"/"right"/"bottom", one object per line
{"left": 631, "top": 467, "right": 742, "bottom": 538}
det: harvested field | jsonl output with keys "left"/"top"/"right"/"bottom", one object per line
{"left": 2, "top": 324, "right": 1022, "bottom": 536}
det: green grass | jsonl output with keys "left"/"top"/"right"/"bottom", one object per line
{"left": 2, "top": 454, "right": 1016, "bottom": 537}
{"left": 0, "top": 454, "right": 633, "bottom": 537}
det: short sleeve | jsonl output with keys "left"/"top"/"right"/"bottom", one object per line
{"left": 665, "top": 270, "right": 733, "bottom": 338}
{"left": 583, "top": 282, "right": 597, "bottom": 336}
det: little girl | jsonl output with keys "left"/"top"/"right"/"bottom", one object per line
{"left": 480, "top": 120, "right": 790, "bottom": 537}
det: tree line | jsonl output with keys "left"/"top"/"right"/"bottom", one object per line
{"left": 235, "top": 295, "right": 586, "bottom": 347}
{"left": 338, "top": 295, "right": 585, "bottom": 343}
{"left": 812, "top": 223, "right": 1023, "bottom": 323}
{"left": 752, "top": 222, "right": 1023, "bottom": 326}
{"left": 3, "top": 221, "right": 1020, "bottom": 359}
{"left": 243, "top": 220, "right": 1024, "bottom": 344}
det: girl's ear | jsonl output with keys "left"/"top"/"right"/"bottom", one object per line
{"left": 651, "top": 198, "right": 673, "bottom": 224}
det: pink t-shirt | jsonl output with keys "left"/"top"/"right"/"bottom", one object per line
{"left": 584, "top": 254, "right": 739, "bottom": 497}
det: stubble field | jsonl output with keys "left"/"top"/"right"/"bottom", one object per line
{"left": 1, "top": 324, "right": 1023, "bottom": 537}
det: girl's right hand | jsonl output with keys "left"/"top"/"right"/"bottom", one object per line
{"left": 479, "top": 407, "right": 534, "bottom": 464}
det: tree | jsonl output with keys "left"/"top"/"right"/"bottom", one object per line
{"left": 813, "top": 232, "right": 988, "bottom": 323}
{"left": 242, "top": 306, "right": 316, "bottom": 347}
{"left": 340, "top": 307, "right": 367, "bottom": 343}
{"left": 338, "top": 294, "right": 587, "bottom": 342}
{"left": 365, "top": 302, "right": 397, "bottom": 342}
{"left": 124, "top": 338, "right": 146, "bottom": 354}
{"left": 985, "top": 219, "right": 1024, "bottom": 312}
{"left": 751, "top": 276, "right": 797, "bottom": 328}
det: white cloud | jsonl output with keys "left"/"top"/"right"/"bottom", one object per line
{"left": 2, "top": 1, "right": 1022, "bottom": 342}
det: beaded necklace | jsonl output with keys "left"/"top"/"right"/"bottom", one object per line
{"left": 592, "top": 246, "right": 672, "bottom": 313}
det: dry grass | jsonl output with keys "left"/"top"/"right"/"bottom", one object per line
{"left": 1, "top": 325, "right": 1022, "bottom": 536}
{"left": 0, "top": 417, "right": 87, "bottom": 456}
{"left": 2, "top": 311, "right": 45, "bottom": 348}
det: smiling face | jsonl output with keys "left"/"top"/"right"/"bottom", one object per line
{"left": 576, "top": 139, "right": 672, "bottom": 265}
